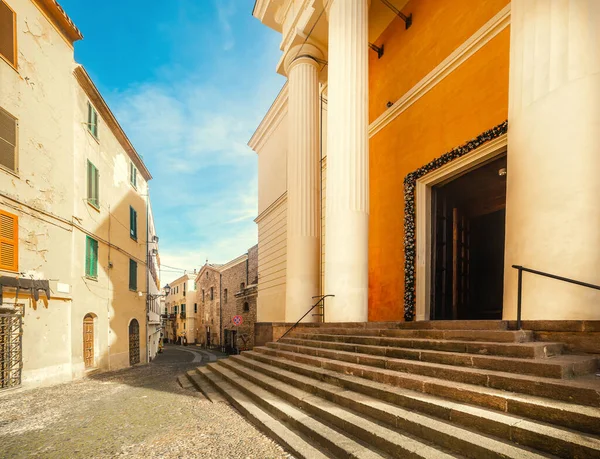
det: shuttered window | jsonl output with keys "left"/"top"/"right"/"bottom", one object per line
{"left": 129, "top": 162, "right": 137, "bottom": 188}
{"left": 87, "top": 102, "right": 98, "bottom": 138}
{"left": 85, "top": 236, "right": 98, "bottom": 278}
{"left": 129, "top": 259, "right": 137, "bottom": 290}
{"left": 0, "top": 1, "right": 16, "bottom": 68}
{"left": 87, "top": 160, "right": 99, "bottom": 208}
{"left": 0, "top": 106, "right": 17, "bottom": 172}
{"left": 129, "top": 206, "right": 137, "bottom": 240}
{"left": 0, "top": 210, "right": 17, "bottom": 272}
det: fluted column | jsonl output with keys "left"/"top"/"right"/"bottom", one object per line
{"left": 284, "top": 44, "right": 323, "bottom": 322}
{"left": 324, "top": 0, "right": 369, "bottom": 322}
{"left": 504, "top": 0, "right": 600, "bottom": 320}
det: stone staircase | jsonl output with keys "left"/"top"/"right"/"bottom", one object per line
{"left": 187, "top": 321, "right": 600, "bottom": 458}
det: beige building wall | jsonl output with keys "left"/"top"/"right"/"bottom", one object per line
{"left": 165, "top": 274, "right": 198, "bottom": 343}
{"left": 0, "top": 0, "right": 79, "bottom": 387}
{"left": 250, "top": 86, "right": 289, "bottom": 323}
{"left": 0, "top": 0, "right": 157, "bottom": 388}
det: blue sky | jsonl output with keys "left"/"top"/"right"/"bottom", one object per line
{"left": 61, "top": 0, "right": 285, "bottom": 283}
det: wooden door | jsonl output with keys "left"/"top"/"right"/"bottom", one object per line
{"left": 129, "top": 319, "right": 140, "bottom": 365}
{"left": 83, "top": 315, "right": 94, "bottom": 368}
{"left": 452, "top": 208, "right": 470, "bottom": 319}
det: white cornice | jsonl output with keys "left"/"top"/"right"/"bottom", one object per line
{"left": 219, "top": 253, "right": 249, "bottom": 272}
{"left": 248, "top": 83, "right": 289, "bottom": 152}
{"left": 255, "top": 191, "right": 287, "bottom": 224}
{"left": 368, "top": 4, "right": 511, "bottom": 138}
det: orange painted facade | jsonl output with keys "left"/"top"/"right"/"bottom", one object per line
{"left": 367, "top": 0, "right": 510, "bottom": 321}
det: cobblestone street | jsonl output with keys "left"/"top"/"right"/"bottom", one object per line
{"left": 0, "top": 346, "right": 289, "bottom": 459}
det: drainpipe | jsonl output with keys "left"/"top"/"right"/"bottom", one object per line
{"left": 145, "top": 189, "right": 150, "bottom": 363}
{"left": 219, "top": 272, "right": 223, "bottom": 350}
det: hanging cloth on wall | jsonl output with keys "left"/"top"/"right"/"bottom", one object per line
{"left": 0, "top": 277, "right": 51, "bottom": 304}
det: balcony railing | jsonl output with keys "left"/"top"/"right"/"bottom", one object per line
{"left": 180, "top": 312, "right": 186, "bottom": 319}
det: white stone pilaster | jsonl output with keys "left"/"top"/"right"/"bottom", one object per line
{"left": 504, "top": 0, "right": 600, "bottom": 320}
{"left": 284, "top": 44, "right": 323, "bottom": 322}
{"left": 324, "top": 0, "right": 369, "bottom": 322}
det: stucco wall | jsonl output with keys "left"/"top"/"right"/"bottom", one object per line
{"left": 196, "top": 266, "right": 221, "bottom": 345}
{"left": 367, "top": 0, "right": 510, "bottom": 321}
{"left": 0, "top": 0, "right": 77, "bottom": 387}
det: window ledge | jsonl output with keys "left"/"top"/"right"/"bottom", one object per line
{"left": 85, "top": 275, "right": 98, "bottom": 282}
{"left": 0, "top": 54, "right": 18, "bottom": 74}
{"left": 0, "top": 164, "right": 19, "bottom": 178}
{"left": 86, "top": 128, "right": 100, "bottom": 144}
{"left": 86, "top": 200, "right": 100, "bottom": 212}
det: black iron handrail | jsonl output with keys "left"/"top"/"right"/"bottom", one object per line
{"left": 277, "top": 294, "right": 334, "bottom": 342}
{"left": 512, "top": 265, "right": 600, "bottom": 330}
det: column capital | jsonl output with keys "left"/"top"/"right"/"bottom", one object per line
{"left": 283, "top": 42, "right": 325, "bottom": 75}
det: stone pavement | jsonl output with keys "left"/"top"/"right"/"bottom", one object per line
{"left": 0, "top": 345, "right": 290, "bottom": 459}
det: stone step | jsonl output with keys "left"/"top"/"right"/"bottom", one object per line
{"left": 292, "top": 328, "right": 535, "bottom": 342}
{"left": 226, "top": 355, "right": 600, "bottom": 458}
{"left": 185, "top": 369, "right": 224, "bottom": 402}
{"left": 252, "top": 346, "right": 600, "bottom": 407}
{"left": 207, "top": 361, "right": 464, "bottom": 459}
{"left": 288, "top": 333, "right": 565, "bottom": 359}
{"left": 295, "top": 320, "right": 510, "bottom": 331}
{"left": 177, "top": 374, "right": 194, "bottom": 390}
{"left": 276, "top": 339, "right": 592, "bottom": 378}
{"left": 199, "top": 366, "right": 331, "bottom": 459}
{"left": 204, "top": 364, "right": 388, "bottom": 459}
{"left": 241, "top": 350, "right": 600, "bottom": 436}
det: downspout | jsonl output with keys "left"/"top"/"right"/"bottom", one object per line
{"left": 219, "top": 272, "right": 223, "bottom": 350}
{"left": 145, "top": 189, "right": 150, "bottom": 363}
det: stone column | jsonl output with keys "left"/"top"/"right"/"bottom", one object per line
{"left": 504, "top": 0, "right": 600, "bottom": 320}
{"left": 324, "top": 0, "right": 369, "bottom": 322}
{"left": 284, "top": 44, "right": 323, "bottom": 322}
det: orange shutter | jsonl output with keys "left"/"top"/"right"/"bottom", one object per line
{"left": 0, "top": 210, "right": 18, "bottom": 272}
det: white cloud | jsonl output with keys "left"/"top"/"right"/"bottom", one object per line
{"left": 214, "top": 0, "right": 237, "bottom": 51}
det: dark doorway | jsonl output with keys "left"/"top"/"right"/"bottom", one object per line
{"left": 431, "top": 155, "right": 507, "bottom": 320}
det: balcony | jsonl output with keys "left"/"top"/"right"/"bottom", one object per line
{"left": 180, "top": 312, "right": 186, "bottom": 319}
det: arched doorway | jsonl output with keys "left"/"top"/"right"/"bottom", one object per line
{"left": 83, "top": 314, "right": 95, "bottom": 368}
{"left": 129, "top": 319, "right": 140, "bottom": 365}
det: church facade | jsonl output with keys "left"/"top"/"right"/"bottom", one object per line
{"left": 249, "top": 0, "right": 600, "bottom": 332}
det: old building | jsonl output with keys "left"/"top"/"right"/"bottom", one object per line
{"left": 196, "top": 245, "right": 258, "bottom": 350}
{"left": 249, "top": 0, "right": 600, "bottom": 329}
{"left": 164, "top": 273, "right": 198, "bottom": 344}
{"left": 194, "top": 2, "right": 600, "bottom": 457}
{"left": 0, "top": 0, "right": 158, "bottom": 389}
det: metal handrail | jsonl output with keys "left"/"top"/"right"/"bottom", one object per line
{"left": 512, "top": 265, "right": 600, "bottom": 330}
{"left": 277, "top": 294, "right": 334, "bottom": 342}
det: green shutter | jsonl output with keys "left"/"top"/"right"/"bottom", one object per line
{"left": 85, "top": 236, "right": 98, "bottom": 278}
{"left": 129, "top": 259, "right": 137, "bottom": 290}
{"left": 87, "top": 161, "right": 99, "bottom": 208}
{"left": 130, "top": 206, "right": 137, "bottom": 239}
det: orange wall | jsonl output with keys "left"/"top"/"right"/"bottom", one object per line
{"left": 368, "top": 0, "right": 510, "bottom": 321}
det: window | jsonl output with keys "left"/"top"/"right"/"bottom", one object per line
{"left": 174, "top": 305, "right": 178, "bottom": 314}
{"left": 129, "top": 162, "right": 137, "bottom": 188}
{"left": 183, "top": 322, "right": 186, "bottom": 329}
{"left": 210, "top": 287, "right": 214, "bottom": 300}
{"left": 243, "top": 302, "right": 249, "bottom": 312}
{"left": 240, "top": 282, "right": 245, "bottom": 291}
{"left": 87, "top": 102, "right": 98, "bottom": 138}
{"left": 129, "top": 206, "right": 137, "bottom": 240}
{"left": 0, "top": 106, "right": 17, "bottom": 172}
{"left": 194, "top": 282, "right": 197, "bottom": 290}
{"left": 0, "top": 209, "right": 18, "bottom": 272}
{"left": 87, "top": 160, "right": 99, "bottom": 208}
{"left": 183, "top": 282, "right": 186, "bottom": 296}
{"left": 202, "top": 289, "right": 205, "bottom": 302}
{"left": 0, "top": 1, "right": 17, "bottom": 68}
{"left": 84, "top": 236, "right": 98, "bottom": 278}
{"left": 194, "top": 303, "right": 197, "bottom": 313}
{"left": 181, "top": 304, "right": 186, "bottom": 313}
{"left": 129, "top": 259, "right": 137, "bottom": 291}
{"left": 223, "top": 289, "right": 228, "bottom": 304}
{"left": 164, "top": 308, "right": 168, "bottom": 315}
{"left": 206, "top": 272, "right": 208, "bottom": 278}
